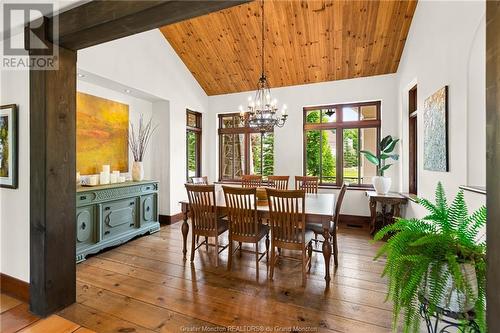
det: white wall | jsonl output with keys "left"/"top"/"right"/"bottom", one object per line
{"left": 77, "top": 28, "right": 209, "bottom": 216}
{"left": 0, "top": 66, "right": 30, "bottom": 282}
{"left": 396, "top": 0, "right": 486, "bottom": 218}
{"left": 207, "top": 74, "right": 399, "bottom": 216}
{"left": 76, "top": 80, "right": 155, "bottom": 178}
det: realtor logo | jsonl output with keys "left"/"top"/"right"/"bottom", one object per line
{"left": 2, "top": 3, "right": 59, "bottom": 70}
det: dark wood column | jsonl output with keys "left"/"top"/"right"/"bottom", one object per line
{"left": 24, "top": 0, "right": 248, "bottom": 317}
{"left": 486, "top": 1, "right": 500, "bottom": 331}
{"left": 29, "top": 37, "right": 77, "bottom": 316}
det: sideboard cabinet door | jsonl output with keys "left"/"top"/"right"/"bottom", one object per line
{"left": 76, "top": 206, "right": 95, "bottom": 249}
{"left": 140, "top": 194, "right": 157, "bottom": 226}
{"left": 101, "top": 198, "right": 138, "bottom": 239}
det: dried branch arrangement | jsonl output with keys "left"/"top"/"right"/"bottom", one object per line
{"left": 129, "top": 114, "right": 158, "bottom": 162}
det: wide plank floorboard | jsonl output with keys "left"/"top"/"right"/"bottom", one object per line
{"left": 58, "top": 224, "right": 395, "bottom": 333}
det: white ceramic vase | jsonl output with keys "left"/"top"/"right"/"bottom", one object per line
{"left": 372, "top": 176, "right": 391, "bottom": 194}
{"left": 132, "top": 161, "right": 144, "bottom": 181}
{"left": 423, "top": 263, "right": 478, "bottom": 313}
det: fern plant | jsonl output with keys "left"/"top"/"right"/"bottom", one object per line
{"left": 374, "top": 182, "right": 486, "bottom": 332}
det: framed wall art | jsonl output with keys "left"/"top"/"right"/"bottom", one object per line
{"left": 0, "top": 104, "right": 18, "bottom": 189}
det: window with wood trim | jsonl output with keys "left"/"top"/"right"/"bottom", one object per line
{"left": 303, "top": 101, "right": 381, "bottom": 187}
{"left": 218, "top": 113, "right": 274, "bottom": 181}
{"left": 186, "top": 110, "right": 202, "bottom": 181}
{"left": 409, "top": 85, "right": 418, "bottom": 195}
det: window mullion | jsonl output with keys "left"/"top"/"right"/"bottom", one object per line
{"left": 358, "top": 128, "right": 361, "bottom": 185}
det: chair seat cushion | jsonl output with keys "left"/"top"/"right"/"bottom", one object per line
{"left": 306, "top": 221, "right": 335, "bottom": 234}
{"left": 217, "top": 218, "right": 229, "bottom": 235}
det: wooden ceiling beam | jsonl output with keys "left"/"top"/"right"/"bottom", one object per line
{"left": 49, "top": 0, "right": 251, "bottom": 50}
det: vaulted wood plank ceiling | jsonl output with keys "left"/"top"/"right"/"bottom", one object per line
{"left": 160, "top": 0, "right": 417, "bottom": 96}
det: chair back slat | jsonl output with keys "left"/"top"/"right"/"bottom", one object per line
{"left": 268, "top": 176, "right": 289, "bottom": 190}
{"left": 334, "top": 183, "right": 348, "bottom": 223}
{"left": 185, "top": 184, "right": 218, "bottom": 232}
{"left": 223, "top": 186, "right": 259, "bottom": 237}
{"left": 295, "top": 176, "right": 319, "bottom": 194}
{"left": 241, "top": 175, "right": 262, "bottom": 188}
{"left": 191, "top": 176, "right": 209, "bottom": 185}
{"left": 266, "top": 188, "right": 306, "bottom": 244}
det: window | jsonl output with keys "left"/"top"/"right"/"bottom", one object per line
{"left": 186, "top": 110, "right": 202, "bottom": 181}
{"left": 409, "top": 85, "right": 418, "bottom": 194}
{"left": 218, "top": 113, "right": 274, "bottom": 181}
{"left": 303, "top": 102, "right": 381, "bottom": 187}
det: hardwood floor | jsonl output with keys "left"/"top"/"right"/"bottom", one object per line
{"left": 57, "top": 223, "right": 393, "bottom": 333}
{"left": 0, "top": 293, "right": 95, "bottom": 333}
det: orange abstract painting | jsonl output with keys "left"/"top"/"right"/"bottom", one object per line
{"left": 77, "top": 92, "right": 129, "bottom": 175}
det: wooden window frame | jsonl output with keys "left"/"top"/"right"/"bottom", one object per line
{"left": 218, "top": 113, "right": 274, "bottom": 181}
{"left": 408, "top": 85, "right": 418, "bottom": 195}
{"left": 186, "top": 110, "right": 202, "bottom": 181}
{"left": 302, "top": 101, "right": 381, "bottom": 188}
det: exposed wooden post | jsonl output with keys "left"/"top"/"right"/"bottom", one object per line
{"left": 28, "top": 19, "right": 77, "bottom": 316}
{"left": 486, "top": 1, "right": 500, "bottom": 331}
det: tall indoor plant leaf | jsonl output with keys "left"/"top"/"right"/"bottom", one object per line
{"left": 374, "top": 182, "right": 487, "bottom": 332}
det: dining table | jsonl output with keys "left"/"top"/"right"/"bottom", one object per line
{"left": 179, "top": 190, "right": 336, "bottom": 285}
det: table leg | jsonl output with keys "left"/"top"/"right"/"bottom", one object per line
{"left": 394, "top": 203, "right": 401, "bottom": 219}
{"left": 322, "top": 228, "right": 331, "bottom": 284}
{"left": 181, "top": 204, "right": 189, "bottom": 261}
{"left": 369, "top": 198, "right": 377, "bottom": 235}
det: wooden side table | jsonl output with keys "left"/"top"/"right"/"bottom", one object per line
{"left": 365, "top": 191, "right": 408, "bottom": 235}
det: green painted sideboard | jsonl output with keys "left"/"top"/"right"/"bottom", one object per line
{"left": 76, "top": 180, "right": 160, "bottom": 262}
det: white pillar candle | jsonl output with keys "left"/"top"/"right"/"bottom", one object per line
{"left": 89, "top": 175, "right": 99, "bottom": 186}
{"left": 76, "top": 171, "right": 81, "bottom": 183}
{"left": 100, "top": 172, "right": 109, "bottom": 185}
{"left": 102, "top": 165, "right": 111, "bottom": 174}
{"left": 118, "top": 176, "right": 126, "bottom": 183}
{"left": 110, "top": 173, "right": 118, "bottom": 184}
{"left": 112, "top": 170, "right": 120, "bottom": 177}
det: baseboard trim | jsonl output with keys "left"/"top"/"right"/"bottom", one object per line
{"left": 0, "top": 273, "right": 30, "bottom": 303}
{"left": 339, "top": 214, "right": 370, "bottom": 229}
{"left": 159, "top": 213, "right": 183, "bottom": 225}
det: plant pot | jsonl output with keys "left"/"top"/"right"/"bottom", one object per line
{"left": 423, "top": 263, "right": 478, "bottom": 313}
{"left": 372, "top": 176, "right": 391, "bottom": 194}
{"left": 132, "top": 161, "right": 144, "bottom": 181}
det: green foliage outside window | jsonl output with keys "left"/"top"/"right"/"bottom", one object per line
{"left": 305, "top": 111, "right": 336, "bottom": 181}
{"left": 187, "top": 131, "right": 197, "bottom": 176}
{"left": 251, "top": 133, "right": 274, "bottom": 176}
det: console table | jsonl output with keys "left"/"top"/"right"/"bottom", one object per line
{"left": 366, "top": 191, "right": 408, "bottom": 235}
{"left": 76, "top": 180, "right": 160, "bottom": 262}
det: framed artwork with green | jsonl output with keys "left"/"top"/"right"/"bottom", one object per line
{"left": 0, "top": 104, "right": 18, "bottom": 189}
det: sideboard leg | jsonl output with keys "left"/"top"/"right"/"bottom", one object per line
{"left": 369, "top": 198, "right": 377, "bottom": 235}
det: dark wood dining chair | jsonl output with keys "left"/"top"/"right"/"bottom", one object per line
{"left": 266, "top": 188, "right": 313, "bottom": 286}
{"left": 191, "top": 176, "right": 209, "bottom": 185}
{"left": 295, "top": 176, "right": 319, "bottom": 194}
{"left": 267, "top": 176, "right": 289, "bottom": 190}
{"left": 306, "top": 183, "right": 348, "bottom": 266}
{"left": 185, "top": 184, "right": 229, "bottom": 267}
{"left": 241, "top": 175, "right": 262, "bottom": 188}
{"left": 223, "top": 186, "right": 269, "bottom": 279}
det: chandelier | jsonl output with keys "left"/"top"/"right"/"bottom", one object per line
{"left": 238, "top": 0, "right": 287, "bottom": 132}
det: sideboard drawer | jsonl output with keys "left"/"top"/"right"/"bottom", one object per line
{"left": 101, "top": 198, "right": 138, "bottom": 239}
{"left": 77, "top": 192, "right": 94, "bottom": 205}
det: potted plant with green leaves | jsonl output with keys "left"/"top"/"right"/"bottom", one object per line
{"left": 361, "top": 135, "right": 399, "bottom": 194}
{"left": 374, "top": 182, "right": 486, "bottom": 332}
